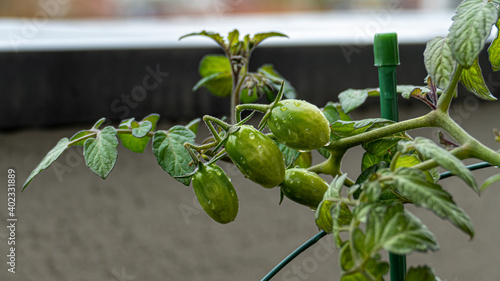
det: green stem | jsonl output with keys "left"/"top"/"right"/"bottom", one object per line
{"left": 203, "top": 115, "right": 231, "bottom": 142}
{"left": 437, "top": 64, "right": 463, "bottom": 113}
{"left": 328, "top": 112, "right": 435, "bottom": 151}
{"left": 307, "top": 148, "right": 346, "bottom": 177}
{"left": 235, "top": 103, "right": 270, "bottom": 123}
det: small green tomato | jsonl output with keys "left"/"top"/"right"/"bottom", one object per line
{"left": 267, "top": 99, "right": 330, "bottom": 151}
{"left": 225, "top": 125, "right": 285, "bottom": 188}
{"left": 280, "top": 168, "right": 329, "bottom": 209}
{"left": 192, "top": 163, "right": 239, "bottom": 224}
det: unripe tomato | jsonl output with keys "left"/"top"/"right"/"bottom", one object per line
{"left": 192, "top": 163, "right": 238, "bottom": 224}
{"left": 267, "top": 99, "right": 330, "bottom": 151}
{"left": 225, "top": 125, "right": 285, "bottom": 188}
{"left": 280, "top": 168, "right": 329, "bottom": 209}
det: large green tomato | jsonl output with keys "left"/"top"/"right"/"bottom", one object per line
{"left": 192, "top": 163, "right": 238, "bottom": 224}
{"left": 280, "top": 168, "right": 329, "bottom": 209}
{"left": 267, "top": 99, "right": 330, "bottom": 151}
{"left": 225, "top": 125, "right": 285, "bottom": 188}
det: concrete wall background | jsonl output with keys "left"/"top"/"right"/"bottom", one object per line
{"left": 1, "top": 100, "right": 500, "bottom": 281}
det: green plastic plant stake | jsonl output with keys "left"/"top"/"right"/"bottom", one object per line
{"left": 374, "top": 32, "right": 406, "bottom": 281}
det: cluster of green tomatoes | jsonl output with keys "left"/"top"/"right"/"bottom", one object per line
{"left": 188, "top": 98, "right": 332, "bottom": 224}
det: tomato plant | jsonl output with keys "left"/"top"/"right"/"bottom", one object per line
{"left": 22, "top": 0, "right": 500, "bottom": 280}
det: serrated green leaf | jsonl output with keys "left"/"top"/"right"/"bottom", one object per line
{"left": 69, "top": 130, "right": 94, "bottom": 146}
{"left": 179, "top": 31, "right": 226, "bottom": 49}
{"left": 83, "top": 126, "right": 118, "bottom": 179}
{"left": 153, "top": 126, "right": 196, "bottom": 186}
{"left": 448, "top": 0, "right": 498, "bottom": 68}
{"left": 424, "top": 36, "right": 456, "bottom": 89}
{"left": 23, "top": 138, "right": 70, "bottom": 190}
{"left": 92, "top": 117, "right": 106, "bottom": 130}
{"left": 393, "top": 167, "right": 474, "bottom": 237}
{"left": 132, "top": 121, "right": 152, "bottom": 138}
{"left": 185, "top": 118, "right": 201, "bottom": 135}
{"left": 460, "top": 58, "right": 497, "bottom": 100}
{"left": 406, "top": 265, "right": 439, "bottom": 281}
{"left": 488, "top": 20, "right": 500, "bottom": 71}
{"left": 275, "top": 141, "right": 300, "bottom": 167}
{"left": 119, "top": 114, "right": 159, "bottom": 153}
{"left": 370, "top": 205, "right": 438, "bottom": 254}
{"left": 338, "top": 89, "right": 369, "bottom": 113}
{"left": 413, "top": 137, "right": 478, "bottom": 192}
{"left": 481, "top": 173, "right": 500, "bottom": 191}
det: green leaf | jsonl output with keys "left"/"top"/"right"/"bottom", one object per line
{"left": 393, "top": 168, "right": 474, "bottom": 238}
{"left": 275, "top": 141, "right": 300, "bottom": 167}
{"left": 395, "top": 154, "right": 439, "bottom": 183}
{"left": 315, "top": 174, "right": 346, "bottom": 233}
{"left": 460, "top": 58, "right": 497, "bottom": 100}
{"left": 132, "top": 121, "right": 152, "bottom": 138}
{"left": 152, "top": 126, "right": 196, "bottom": 186}
{"left": 338, "top": 89, "right": 369, "bottom": 113}
{"left": 199, "top": 55, "right": 231, "bottom": 77}
{"left": 23, "top": 138, "right": 70, "bottom": 190}
{"left": 406, "top": 265, "right": 440, "bottom": 281}
{"left": 251, "top": 32, "right": 288, "bottom": 49}
{"left": 331, "top": 118, "right": 391, "bottom": 138}
{"left": 179, "top": 31, "right": 226, "bottom": 49}
{"left": 119, "top": 114, "right": 159, "bottom": 153}
{"left": 185, "top": 118, "right": 201, "bottom": 135}
{"left": 413, "top": 137, "right": 478, "bottom": 192}
{"left": 83, "top": 126, "right": 118, "bottom": 179}
{"left": 361, "top": 152, "right": 384, "bottom": 172}
{"left": 91, "top": 117, "right": 106, "bottom": 130}
{"left": 481, "top": 173, "right": 500, "bottom": 191}
{"left": 69, "top": 130, "right": 94, "bottom": 146}
{"left": 195, "top": 55, "right": 232, "bottom": 97}
{"left": 448, "top": 0, "right": 498, "bottom": 68}
{"left": 488, "top": 20, "right": 500, "bottom": 71}
{"left": 317, "top": 147, "right": 331, "bottom": 159}
{"left": 227, "top": 29, "right": 239, "bottom": 46}
{"left": 365, "top": 205, "right": 438, "bottom": 254}
{"left": 322, "top": 102, "right": 341, "bottom": 124}
{"left": 424, "top": 36, "right": 456, "bottom": 89}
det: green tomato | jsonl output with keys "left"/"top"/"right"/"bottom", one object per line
{"left": 192, "top": 163, "right": 238, "bottom": 224}
{"left": 280, "top": 168, "right": 329, "bottom": 209}
{"left": 225, "top": 125, "right": 285, "bottom": 188}
{"left": 267, "top": 99, "right": 330, "bottom": 151}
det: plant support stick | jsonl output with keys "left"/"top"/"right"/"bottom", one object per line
{"left": 374, "top": 32, "right": 406, "bottom": 281}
